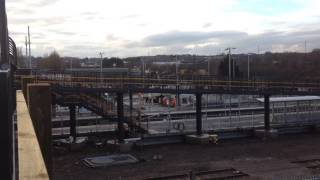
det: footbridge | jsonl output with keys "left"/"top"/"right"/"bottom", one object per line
{"left": 16, "top": 70, "right": 320, "bottom": 142}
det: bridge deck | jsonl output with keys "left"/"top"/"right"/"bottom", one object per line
{"left": 20, "top": 74, "right": 320, "bottom": 95}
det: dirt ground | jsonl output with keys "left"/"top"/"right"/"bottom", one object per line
{"left": 52, "top": 133, "right": 320, "bottom": 180}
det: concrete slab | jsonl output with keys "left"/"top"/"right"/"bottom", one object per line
{"left": 82, "top": 154, "right": 138, "bottom": 168}
{"left": 255, "top": 129, "right": 278, "bottom": 140}
{"left": 185, "top": 134, "right": 211, "bottom": 144}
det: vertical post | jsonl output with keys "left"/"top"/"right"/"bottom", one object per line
{"left": 99, "top": 52, "right": 103, "bottom": 85}
{"left": 264, "top": 94, "right": 270, "bottom": 131}
{"left": 228, "top": 49, "right": 231, "bottom": 82}
{"left": 232, "top": 58, "right": 235, "bottom": 80}
{"left": 25, "top": 36, "right": 28, "bottom": 62}
{"left": 176, "top": 87, "right": 180, "bottom": 107}
{"left": 176, "top": 55, "right": 180, "bottom": 106}
{"left": 117, "top": 92, "right": 125, "bottom": 143}
{"left": 284, "top": 101, "right": 287, "bottom": 124}
{"left": 0, "top": 71, "right": 14, "bottom": 180}
{"left": 69, "top": 105, "right": 76, "bottom": 141}
{"left": 129, "top": 91, "right": 133, "bottom": 131}
{"left": 309, "top": 100, "right": 312, "bottom": 122}
{"left": 297, "top": 101, "right": 300, "bottom": 122}
{"left": 247, "top": 54, "right": 250, "bottom": 81}
{"left": 207, "top": 59, "right": 210, "bottom": 76}
{"left": 272, "top": 103, "right": 274, "bottom": 123}
{"left": 196, "top": 93, "right": 202, "bottom": 136}
{"left": 0, "top": 0, "right": 9, "bottom": 66}
{"left": 129, "top": 91, "right": 133, "bottom": 117}
{"left": 28, "top": 26, "right": 31, "bottom": 70}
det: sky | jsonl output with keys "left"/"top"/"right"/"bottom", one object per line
{"left": 6, "top": 0, "right": 320, "bottom": 58}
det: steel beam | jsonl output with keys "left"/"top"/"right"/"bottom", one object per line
{"left": 51, "top": 85, "right": 320, "bottom": 96}
{"left": 196, "top": 93, "right": 202, "bottom": 135}
{"left": 264, "top": 94, "right": 270, "bottom": 131}
{"left": 69, "top": 105, "right": 77, "bottom": 141}
{"left": 129, "top": 91, "right": 133, "bottom": 119}
{"left": 176, "top": 85, "right": 180, "bottom": 106}
{"left": 117, "top": 92, "right": 125, "bottom": 143}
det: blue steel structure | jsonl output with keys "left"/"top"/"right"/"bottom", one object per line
{"left": 18, "top": 71, "right": 320, "bottom": 142}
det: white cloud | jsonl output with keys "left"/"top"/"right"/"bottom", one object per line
{"left": 6, "top": 0, "right": 320, "bottom": 57}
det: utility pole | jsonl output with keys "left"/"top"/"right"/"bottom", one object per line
{"left": 175, "top": 55, "right": 179, "bottom": 81}
{"left": 207, "top": 58, "right": 210, "bottom": 76}
{"left": 232, "top": 57, "right": 235, "bottom": 80}
{"left": 305, "top": 40, "right": 307, "bottom": 54}
{"left": 141, "top": 57, "right": 145, "bottom": 88}
{"left": 25, "top": 36, "right": 28, "bottom": 66}
{"left": 70, "top": 58, "right": 73, "bottom": 71}
{"left": 175, "top": 55, "right": 179, "bottom": 107}
{"left": 28, "top": 26, "right": 31, "bottom": 70}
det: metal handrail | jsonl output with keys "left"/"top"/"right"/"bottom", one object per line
{"left": 8, "top": 37, "right": 17, "bottom": 68}
{"left": 20, "top": 74, "right": 320, "bottom": 95}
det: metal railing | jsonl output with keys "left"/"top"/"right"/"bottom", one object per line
{"left": 8, "top": 37, "right": 17, "bottom": 67}
{"left": 0, "top": 0, "right": 18, "bottom": 178}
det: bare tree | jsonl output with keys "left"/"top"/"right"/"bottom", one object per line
{"left": 38, "top": 51, "right": 64, "bottom": 70}
{"left": 16, "top": 47, "right": 26, "bottom": 68}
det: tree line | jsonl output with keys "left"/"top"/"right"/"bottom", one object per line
{"left": 16, "top": 49, "right": 320, "bottom": 82}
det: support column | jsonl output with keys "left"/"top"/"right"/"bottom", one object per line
{"left": 176, "top": 85, "right": 180, "bottom": 106}
{"left": 129, "top": 91, "right": 133, "bottom": 121}
{"left": 196, "top": 93, "right": 202, "bottom": 135}
{"left": 264, "top": 94, "right": 270, "bottom": 131}
{"left": 117, "top": 92, "right": 125, "bottom": 143}
{"left": 128, "top": 91, "right": 134, "bottom": 132}
{"left": 27, "top": 83, "right": 52, "bottom": 177}
{"left": 69, "top": 105, "right": 76, "bottom": 141}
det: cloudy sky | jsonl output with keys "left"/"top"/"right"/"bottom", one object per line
{"left": 6, "top": 0, "right": 320, "bottom": 57}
